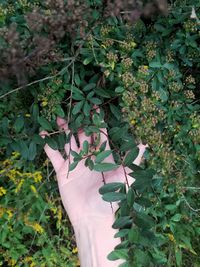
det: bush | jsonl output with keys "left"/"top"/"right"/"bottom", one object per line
{"left": 0, "top": 0, "right": 199, "bottom": 266}
{"left": 0, "top": 152, "right": 79, "bottom": 266}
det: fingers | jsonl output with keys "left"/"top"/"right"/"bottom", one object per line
{"left": 40, "top": 130, "right": 65, "bottom": 173}
{"left": 99, "top": 128, "right": 110, "bottom": 151}
{"left": 64, "top": 135, "right": 78, "bottom": 160}
{"left": 56, "top": 117, "right": 78, "bottom": 158}
{"left": 133, "top": 143, "right": 148, "bottom": 166}
{"left": 78, "top": 129, "right": 92, "bottom": 150}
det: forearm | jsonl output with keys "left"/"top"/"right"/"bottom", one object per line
{"left": 73, "top": 215, "right": 125, "bottom": 267}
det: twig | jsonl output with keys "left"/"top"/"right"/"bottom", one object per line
{"left": 182, "top": 187, "right": 200, "bottom": 190}
{"left": 101, "top": 172, "right": 114, "bottom": 213}
{"left": 0, "top": 60, "right": 75, "bottom": 100}
{"left": 181, "top": 193, "right": 200, "bottom": 212}
{"left": 122, "top": 165, "right": 130, "bottom": 189}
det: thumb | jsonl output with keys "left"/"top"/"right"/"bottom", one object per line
{"left": 40, "top": 131, "right": 65, "bottom": 173}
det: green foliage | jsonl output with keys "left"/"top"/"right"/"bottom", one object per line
{"left": 0, "top": 0, "right": 200, "bottom": 266}
{"left": 0, "top": 153, "right": 79, "bottom": 267}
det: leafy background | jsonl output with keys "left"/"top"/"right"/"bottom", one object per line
{"left": 0, "top": 0, "right": 200, "bottom": 266}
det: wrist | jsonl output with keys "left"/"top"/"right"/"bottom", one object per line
{"left": 73, "top": 215, "right": 125, "bottom": 267}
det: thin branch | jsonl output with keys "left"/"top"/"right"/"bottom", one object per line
{"left": 101, "top": 172, "right": 114, "bottom": 213}
{"left": 181, "top": 193, "right": 200, "bottom": 212}
{"left": 122, "top": 165, "right": 130, "bottom": 189}
{"left": 0, "top": 59, "right": 75, "bottom": 100}
{"left": 182, "top": 187, "right": 200, "bottom": 190}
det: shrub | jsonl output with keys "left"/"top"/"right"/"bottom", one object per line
{"left": 0, "top": 152, "right": 79, "bottom": 266}
{"left": 0, "top": 0, "right": 199, "bottom": 266}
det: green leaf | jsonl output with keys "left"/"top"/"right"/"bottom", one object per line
{"left": 19, "top": 141, "right": 29, "bottom": 159}
{"left": 74, "top": 74, "right": 81, "bottom": 86}
{"left": 115, "top": 86, "right": 124, "bottom": 93}
{"left": 14, "top": 117, "right": 24, "bottom": 133}
{"left": 92, "top": 113, "right": 101, "bottom": 126}
{"left": 128, "top": 227, "right": 140, "bottom": 243}
{"left": 99, "top": 141, "right": 107, "bottom": 152}
{"left": 57, "top": 133, "right": 66, "bottom": 149}
{"left": 72, "top": 101, "right": 84, "bottom": 115}
{"left": 114, "top": 229, "right": 129, "bottom": 238}
{"left": 31, "top": 103, "right": 39, "bottom": 121}
{"left": 28, "top": 142, "right": 37, "bottom": 161}
{"left": 83, "top": 83, "right": 96, "bottom": 91}
{"left": 69, "top": 161, "right": 78, "bottom": 171}
{"left": 0, "top": 137, "right": 12, "bottom": 146}
{"left": 71, "top": 150, "right": 82, "bottom": 160}
{"left": 85, "top": 157, "right": 94, "bottom": 170}
{"left": 120, "top": 139, "right": 136, "bottom": 152}
{"left": 83, "top": 57, "right": 93, "bottom": 65}
{"left": 171, "top": 214, "right": 182, "bottom": 222}
{"left": 89, "top": 97, "right": 102, "bottom": 105}
{"left": 127, "top": 188, "right": 135, "bottom": 206}
{"left": 83, "top": 140, "right": 89, "bottom": 154}
{"left": 107, "top": 249, "right": 129, "bottom": 261}
{"left": 159, "top": 88, "right": 168, "bottom": 101}
{"left": 131, "top": 169, "right": 155, "bottom": 192}
{"left": 175, "top": 248, "right": 182, "bottom": 267}
{"left": 93, "top": 163, "right": 118, "bottom": 172}
{"left": 99, "top": 182, "right": 124, "bottom": 194}
{"left": 102, "top": 192, "right": 126, "bottom": 202}
{"left": 38, "top": 117, "right": 53, "bottom": 131}
{"left": 83, "top": 101, "right": 91, "bottom": 116}
{"left": 109, "top": 103, "right": 121, "bottom": 120}
{"left": 45, "top": 137, "right": 58, "bottom": 150}
{"left": 55, "top": 106, "right": 65, "bottom": 117}
{"left": 163, "top": 63, "right": 175, "bottom": 70}
{"left": 123, "top": 147, "right": 139, "bottom": 166}
{"left": 112, "top": 216, "right": 132, "bottom": 229}
{"left": 149, "top": 61, "right": 162, "bottom": 68}
{"left": 72, "top": 94, "right": 85, "bottom": 101}
{"left": 95, "top": 150, "right": 112, "bottom": 163}
{"left": 94, "top": 88, "right": 111, "bottom": 98}
{"left": 32, "top": 134, "right": 45, "bottom": 145}
{"left": 134, "top": 212, "right": 155, "bottom": 229}
{"left": 135, "top": 249, "right": 151, "bottom": 266}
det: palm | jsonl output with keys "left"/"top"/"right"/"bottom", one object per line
{"left": 42, "top": 117, "right": 147, "bottom": 226}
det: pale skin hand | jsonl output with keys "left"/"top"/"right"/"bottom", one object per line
{"left": 41, "top": 117, "right": 148, "bottom": 226}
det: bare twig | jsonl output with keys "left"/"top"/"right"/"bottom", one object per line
{"left": 0, "top": 60, "right": 75, "bottom": 100}
{"left": 181, "top": 193, "right": 200, "bottom": 212}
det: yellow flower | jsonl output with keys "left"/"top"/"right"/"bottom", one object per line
{"left": 76, "top": 259, "right": 80, "bottom": 266}
{"left": 33, "top": 172, "right": 42, "bottom": 183}
{"left": 32, "top": 223, "right": 44, "bottom": 234}
{"left": 7, "top": 169, "right": 18, "bottom": 182}
{"left": 167, "top": 233, "right": 176, "bottom": 243}
{"left": 50, "top": 207, "right": 57, "bottom": 214}
{"left": 0, "top": 187, "right": 6, "bottom": 196}
{"left": 25, "top": 219, "right": 44, "bottom": 234}
{"left": 130, "top": 119, "right": 136, "bottom": 125}
{"left": 7, "top": 210, "right": 13, "bottom": 220}
{"left": 143, "top": 65, "right": 149, "bottom": 70}
{"left": 7, "top": 258, "right": 16, "bottom": 266}
{"left": 15, "top": 179, "right": 24, "bottom": 193}
{"left": 0, "top": 206, "right": 5, "bottom": 217}
{"left": 11, "top": 152, "right": 20, "bottom": 159}
{"left": 25, "top": 113, "right": 31, "bottom": 117}
{"left": 41, "top": 101, "right": 48, "bottom": 107}
{"left": 2, "top": 159, "right": 12, "bottom": 166}
{"left": 57, "top": 207, "right": 62, "bottom": 226}
{"left": 30, "top": 185, "right": 37, "bottom": 195}
{"left": 130, "top": 41, "right": 137, "bottom": 48}
{"left": 24, "top": 256, "right": 33, "bottom": 263}
{"left": 72, "top": 247, "right": 78, "bottom": 254}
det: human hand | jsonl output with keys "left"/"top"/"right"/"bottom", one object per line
{"left": 41, "top": 117, "right": 148, "bottom": 226}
